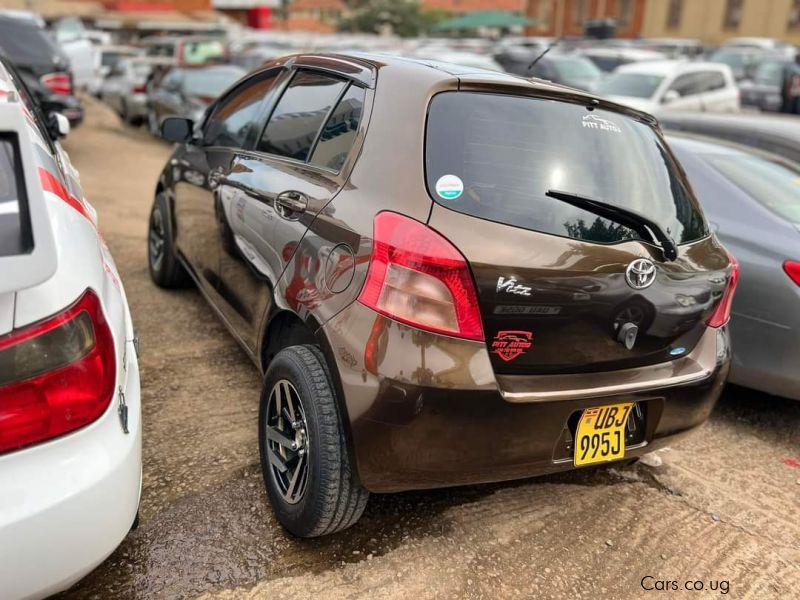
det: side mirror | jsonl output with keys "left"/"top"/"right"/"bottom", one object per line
{"left": 662, "top": 89, "right": 681, "bottom": 104}
{"left": 47, "top": 112, "right": 70, "bottom": 140}
{"left": 161, "top": 117, "right": 194, "bottom": 143}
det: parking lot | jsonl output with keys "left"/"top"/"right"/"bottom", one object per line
{"left": 54, "top": 98, "right": 800, "bottom": 599}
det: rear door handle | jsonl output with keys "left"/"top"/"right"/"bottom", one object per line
{"left": 275, "top": 191, "right": 308, "bottom": 219}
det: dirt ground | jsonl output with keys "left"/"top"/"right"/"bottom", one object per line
{"left": 58, "top": 99, "right": 800, "bottom": 600}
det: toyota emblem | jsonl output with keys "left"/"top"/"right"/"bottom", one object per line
{"left": 625, "top": 258, "right": 657, "bottom": 290}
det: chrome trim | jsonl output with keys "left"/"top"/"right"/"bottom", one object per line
{"left": 499, "top": 327, "right": 718, "bottom": 403}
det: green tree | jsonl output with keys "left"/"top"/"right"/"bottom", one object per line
{"left": 340, "top": 0, "right": 450, "bottom": 37}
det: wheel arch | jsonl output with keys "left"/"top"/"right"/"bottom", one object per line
{"left": 259, "top": 309, "right": 362, "bottom": 483}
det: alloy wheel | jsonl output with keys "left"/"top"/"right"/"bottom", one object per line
{"left": 265, "top": 379, "right": 310, "bottom": 505}
{"left": 148, "top": 203, "right": 166, "bottom": 272}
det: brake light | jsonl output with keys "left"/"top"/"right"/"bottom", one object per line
{"left": 358, "top": 212, "right": 484, "bottom": 341}
{"left": 784, "top": 261, "right": 800, "bottom": 286}
{"left": 0, "top": 290, "right": 116, "bottom": 454}
{"left": 132, "top": 83, "right": 146, "bottom": 94}
{"left": 707, "top": 253, "right": 740, "bottom": 328}
{"left": 40, "top": 72, "right": 72, "bottom": 96}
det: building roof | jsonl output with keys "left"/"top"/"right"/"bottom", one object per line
{"left": 422, "top": 0, "right": 524, "bottom": 13}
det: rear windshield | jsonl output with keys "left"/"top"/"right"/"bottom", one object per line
{"left": 425, "top": 92, "right": 707, "bottom": 245}
{"left": 705, "top": 153, "right": 800, "bottom": 223}
{"left": 0, "top": 20, "right": 63, "bottom": 66}
{"left": 0, "top": 135, "right": 32, "bottom": 256}
{"left": 182, "top": 40, "right": 226, "bottom": 66}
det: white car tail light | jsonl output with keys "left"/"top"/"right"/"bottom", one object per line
{"left": 40, "top": 72, "right": 73, "bottom": 96}
{"left": 0, "top": 290, "right": 116, "bottom": 454}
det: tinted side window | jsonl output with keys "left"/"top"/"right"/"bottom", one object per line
{"left": 703, "top": 71, "right": 726, "bottom": 91}
{"left": 669, "top": 73, "right": 702, "bottom": 96}
{"left": 204, "top": 71, "right": 280, "bottom": 148}
{"left": 258, "top": 71, "right": 347, "bottom": 162}
{"left": 309, "top": 84, "right": 365, "bottom": 171}
{"left": 0, "top": 134, "right": 32, "bottom": 257}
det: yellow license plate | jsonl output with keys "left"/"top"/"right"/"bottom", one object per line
{"left": 574, "top": 402, "right": 633, "bottom": 466}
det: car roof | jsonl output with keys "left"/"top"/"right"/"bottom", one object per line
{"left": 580, "top": 48, "right": 666, "bottom": 60}
{"left": 254, "top": 52, "right": 659, "bottom": 126}
{"left": 617, "top": 60, "right": 727, "bottom": 75}
{"left": 661, "top": 110, "right": 800, "bottom": 137}
{"left": 665, "top": 133, "right": 747, "bottom": 157}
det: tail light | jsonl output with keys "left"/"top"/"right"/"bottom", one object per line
{"left": 0, "top": 290, "right": 116, "bottom": 455}
{"left": 358, "top": 212, "right": 484, "bottom": 341}
{"left": 707, "top": 253, "right": 740, "bottom": 328}
{"left": 133, "top": 83, "right": 147, "bottom": 94}
{"left": 784, "top": 260, "right": 800, "bottom": 286}
{"left": 40, "top": 72, "right": 73, "bottom": 96}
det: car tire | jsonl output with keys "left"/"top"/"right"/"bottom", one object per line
{"left": 259, "top": 345, "right": 368, "bottom": 537}
{"left": 147, "top": 107, "right": 160, "bottom": 136}
{"left": 148, "top": 191, "right": 190, "bottom": 288}
{"left": 120, "top": 99, "right": 130, "bottom": 124}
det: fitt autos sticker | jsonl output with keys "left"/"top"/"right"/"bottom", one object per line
{"left": 435, "top": 174, "right": 464, "bottom": 200}
{"left": 581, "top": 114, "right": 622, "bottom": 133}
{"left": 491, "top": 330, "right": 533, "bottom": 362}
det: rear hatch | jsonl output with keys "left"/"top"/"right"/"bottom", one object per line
{"left": 425, "top": 91, "right": 730, "bottom": 374}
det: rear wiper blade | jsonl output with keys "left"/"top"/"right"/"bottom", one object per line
{"left": 546, "top": 189, "right": 678, "bottom": 261}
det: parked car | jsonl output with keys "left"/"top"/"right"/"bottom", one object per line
{"left": 660, "top": 111, "right": 800, "bottom": 163}
{"left": 51, "top": 16, "right": 98, "bottom": 91}
{"left": 140, "top": 35, "right": 228, "bottom": 67}
{"left": 0, "top": 15, "right": 84, "bottom": 126}
{"left": 597, "top": 61, "right": 739, "bottom": 114}
{"left": 101, "top": 57, "right": 153, "bottom": 126}
{"left": 668, "top": 134, "right": 800, "bottom": 400}
{"left": 231, "top": 46, "right": 288, "bottom": 72}
{"left": 721, "top": 37, "right": 796, "bottom": 59}
{"left": 497, "top": 48, "right": 602, "bottom": 91}
{"left": 579, "top": 47, "right": 667, "bottom": 73}
{"left": 709, "top": 46, "right": 766, "bottom": 81}
{"left": 738, "top": 55, "right": 787, "bottom": 112}
{"left": 0, "top": 56, "right": 141, "bottom": 599}
{"left": 146, "top": 64, "right": 245, "bottom": 135}
{"left": 96, "top": 44, "right": 143, "bottom": 80}
{"left": 150, "top": 53, "right": 736, "bottom": 537}
{"left": 639, "top": 38, "right": 705, "bottom": 59}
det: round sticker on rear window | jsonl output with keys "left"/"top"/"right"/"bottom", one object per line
{"left": 435, "top": 175, "right": 464, "bottom": 200}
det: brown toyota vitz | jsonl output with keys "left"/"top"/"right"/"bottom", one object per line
{"left": 149, "top": 53, "right": 738, "bottom": 537}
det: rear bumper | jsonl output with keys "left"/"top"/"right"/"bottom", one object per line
{"left": 322, "top": 303, "right": 729, "bottom": 493}
{"left": 0, "top": 345, "right": 141, "bottom": 600}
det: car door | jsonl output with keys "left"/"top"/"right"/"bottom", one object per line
{"left": 698, "top": 70, "right": 733, "bottom": 111}
{"left": 217, "top": 69, "right": 365, "bottom": 350}
{"left": 102, "top": 62, "right": 126, "bottom": 112}
{"left": 662, "top": 72, "right": 704, "bottom": 110}
{"left": 172, "top": 67, "right": 286, "bottom": 300}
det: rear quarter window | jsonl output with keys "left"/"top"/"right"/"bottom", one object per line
{"left": 0, "top": 134, "right": 32, "bottom": 257}
{"left": 258, "top": 71, "right": 347, "bottom": 162}
{"left": 425, "top": 92, "right": 708, "bottom": 245}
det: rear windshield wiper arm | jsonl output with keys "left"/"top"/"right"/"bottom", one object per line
{"left": 546, "top": 189, "right": 678, "bottom": 261}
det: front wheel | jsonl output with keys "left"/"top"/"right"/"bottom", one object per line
{"left": 259, "top": 345, "right": 368, "bottom": 537}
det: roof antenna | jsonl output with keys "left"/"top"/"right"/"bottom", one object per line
{"left": 527, "top": 40, "right": 558, "bottom": 74}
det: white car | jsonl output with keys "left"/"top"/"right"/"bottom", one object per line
{"left": 0, "top": 58, "right": 141, "bottom": 599}
{"left": 597, "top": 61, "right": 740, "bottom": 115}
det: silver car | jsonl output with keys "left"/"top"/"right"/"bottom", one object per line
{"left": 669, "top": 134, "right": 800, "bottom": 400}
{"left": 100, "top": 57, "right": 153, "bottom": 126}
